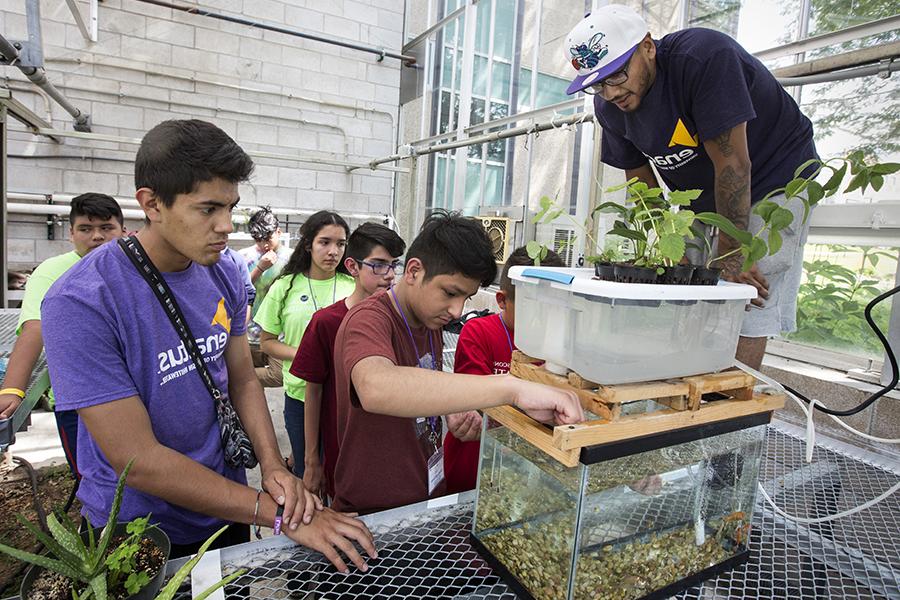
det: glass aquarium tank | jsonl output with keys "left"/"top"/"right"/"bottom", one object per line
{"left": 471, "top": 413, "right": 768, "bottom": 600}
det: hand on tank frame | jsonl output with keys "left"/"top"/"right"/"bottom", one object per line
{"left": 508, "top": 377, "right": 585, "bottom": 425}
{"left": 718, "top": 255, "right": 768, "bottom": 307}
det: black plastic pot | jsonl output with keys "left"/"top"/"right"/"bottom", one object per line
{"left": 613, "top": 264, "right": 658, "bottom": 284}
{"left": 659, "top": 265, "right": 695, "bottom": 285}
{"left": 21, "top": 524, "right": 170, "bottom": 600}
{"left": 593, "top": 262, "right": 616, "bottom": 281}
{"left": 691, "top": 266, "right": 722, "bottom": 286}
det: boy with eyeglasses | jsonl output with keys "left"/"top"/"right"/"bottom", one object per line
{"left": 565, "top": 4, "right": 818, "bottom": 370}
{"left": 290, "top": 223, "right": 406, "bottom": 500}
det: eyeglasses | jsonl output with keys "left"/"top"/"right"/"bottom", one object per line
{"left": 582, "top": 54, "right": 633, "bottom": 95}
{"left": 360, "top": 260, "right": 403, "bottom": 275}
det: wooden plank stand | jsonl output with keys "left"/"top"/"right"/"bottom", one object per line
{"left": 485, "top": 351, "right": 785, "bottom": 467}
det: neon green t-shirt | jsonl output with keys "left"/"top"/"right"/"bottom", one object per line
{"left": 16, "top": 250, "right": 82, "bottom": 408}
{"left": 17, "top": 251, "right": 81, "bottom": 334}
{"left": 254, "top": 272, "right": 355, "bottom": 401}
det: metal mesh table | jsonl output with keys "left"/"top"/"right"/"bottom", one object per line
{"left": 166, "top": 422, "right": 899, "bottom": 599}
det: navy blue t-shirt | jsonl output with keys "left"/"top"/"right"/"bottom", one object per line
{"left": 595, "top": 28, "right": 817, "bottom": 213}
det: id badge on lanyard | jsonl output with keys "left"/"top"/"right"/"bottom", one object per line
{"left": 423, "top": 416, "right": 444, "bottom": 495}
{"left": 392, "top": 287, "right": 445, "bottom": 496}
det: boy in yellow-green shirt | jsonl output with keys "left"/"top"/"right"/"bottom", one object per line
{"left": 254, "top": 211, "right": 354, "bottom": 478}
{"left": 0, "top": 193, "right": 125, "bottom": 477}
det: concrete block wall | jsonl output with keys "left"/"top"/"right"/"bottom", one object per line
{"left": 2, "top": 0, "right": 405, "bottom": 269}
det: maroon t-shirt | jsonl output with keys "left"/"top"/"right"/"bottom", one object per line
{"left": 290, "top": 298, "right": 349, "bottom": 499}
{"left": 332, "top": 289, "right": 445, "bottom": 514}
{"left": 447, "top": 313, "right": 515, "bottom": 493}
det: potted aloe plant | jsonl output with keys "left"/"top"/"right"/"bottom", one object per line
{"left": 0, "top": 460, "right": 244, "bottom": 600}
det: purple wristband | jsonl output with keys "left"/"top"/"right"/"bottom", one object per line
{"left": 274, "top": 504, "right": 284, "bottom": 535}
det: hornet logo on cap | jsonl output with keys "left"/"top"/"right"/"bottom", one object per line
{"left": 569, "top": 32, "right": 608, "bottom": 70}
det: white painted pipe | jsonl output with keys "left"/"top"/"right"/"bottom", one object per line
{"left": 6, "top": 202, "right": 146, "bottom": 221}
{"left": 6, "top": 192, "right": 391, "bottom": 224}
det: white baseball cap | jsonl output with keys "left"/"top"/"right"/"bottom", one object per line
{"left": 564, "top": 4, "right": 649, "bottom": 95}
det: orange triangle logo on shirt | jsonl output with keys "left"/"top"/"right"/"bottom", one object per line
{"left": 668, "top": 118, "right": 699, "bottom": 148}
{"left": 211, "top": 297, "right": 231, "bottom": 334}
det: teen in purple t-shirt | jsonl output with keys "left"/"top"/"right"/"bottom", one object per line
{"left": 43, "top": 242, "right": 249, "bottom": 543}
{"left": 41, "top": 119, "right": 375, "bottom": 572}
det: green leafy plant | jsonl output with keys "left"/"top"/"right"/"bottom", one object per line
{"left": 587, "top": 239, "right": 627, "bottom": 265}
{"left": 695, "top": 155, "right": 900, "bottom": 272}
{"left": 527, "top": 184, "right": 702, "bottom": 272}
{"left": 106, "top": 517, "right": 152, "bottom": 595}
{"left": 595, "top": 181, "right": 702, "bottom": 273}
{"left": 526, "top": 194, "right": 601, "bottom": 266}
{"left": 788, "top": 245, "right": 896, "bottom": 357}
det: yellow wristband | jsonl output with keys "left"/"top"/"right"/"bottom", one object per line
{"left": 0, "top": 388, "right": 25, "bottom": 398}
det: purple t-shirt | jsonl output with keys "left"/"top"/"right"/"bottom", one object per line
{"left": 595, "top": 28, "right": 818, "bottom": 213}
{"left": 41, "top": 241, "right": 248, "bottom": 544}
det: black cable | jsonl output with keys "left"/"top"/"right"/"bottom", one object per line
{"left": 13, "top": 456, "right": 49, "bottom": 532}
{"left": 62, "top": 476, "right": 80, "bottom": 514}
{"left": 785, "top": 282, "right": 900, "bottom": 416}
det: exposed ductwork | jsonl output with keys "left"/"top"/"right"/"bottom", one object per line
{"left": 0, "top": 0, "right": 91, "bottom": 132}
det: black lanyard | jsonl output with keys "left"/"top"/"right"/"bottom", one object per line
{"left": 118, "top": 236, "right": 257, "bottom": 469}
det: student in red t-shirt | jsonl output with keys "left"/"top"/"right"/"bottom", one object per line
{"left": 446, "top": 246, "right": 565, "bottom": 493}
{"left": 290, "top": 223, "right": 406, "bottom": 501}
{"left": 331, "top": 211, "right": 585, "bottom": 515}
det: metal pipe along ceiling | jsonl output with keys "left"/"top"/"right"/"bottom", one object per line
{"left": 129, "top": 0, "right": 417, "bottom": 65}
{"left": 0, "top": 34, "right": 92, "bottom": 131}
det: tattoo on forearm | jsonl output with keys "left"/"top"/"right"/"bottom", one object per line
{"left": 716, "top": 165, "right": 750, "bottom": 232}
{"left": 712, "top": 129, "right": 734, "bottom": 158}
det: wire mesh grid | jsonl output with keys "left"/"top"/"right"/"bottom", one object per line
{"left": 186, "top": 503, "right": 517, "bottom": 600}
{"left": 677, "top": 427, "right": 900, "bottom": 600}
{"left": 167, "top": 425, "right": 898, "bottom": 599}
{"left": 442, "top": 329, "right": 460, "bottom": 372}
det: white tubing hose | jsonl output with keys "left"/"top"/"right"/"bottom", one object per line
{"left": 734, "top": 361, "right": 899, "bottom": 523}
{"left": 735, "top": 360, "right": 900, "bottom": 444}
{"left": 758, "top": 480, "right": 900, "bottom": 524}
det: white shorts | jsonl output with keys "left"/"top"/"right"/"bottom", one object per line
{"left": 685, "top": 193, "right": 812, "bottom": 338}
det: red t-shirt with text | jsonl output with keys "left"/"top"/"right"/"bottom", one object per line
{"left": 447, "top": 313, "right": 515, "bottom": 493}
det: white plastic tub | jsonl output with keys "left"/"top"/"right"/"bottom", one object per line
{"left": 508, "top": 266, "right": 757, "bottom": 384}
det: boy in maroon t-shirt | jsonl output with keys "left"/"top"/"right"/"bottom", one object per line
{"left": 290, "top": 223, "right": 406, "bottom": 501}
{"left": 331, "top": 212, "right": 584, "bottom": 515}
{"left": 446, "top": 247, "right": 565, "bottom": 493}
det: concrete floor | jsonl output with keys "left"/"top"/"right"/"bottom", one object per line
{"left": 6, "top": 386, "right": 292, "bottom": 494}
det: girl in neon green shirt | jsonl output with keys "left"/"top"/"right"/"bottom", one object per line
{"left": 254, "top": 211, "right": 354, "bottom": 478}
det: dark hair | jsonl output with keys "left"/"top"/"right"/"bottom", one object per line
{"left": 248, "top": 206, "right": 280, "bottom": 241}
{"left": 69, "top": 192, "right": 124, "bottom": 226}
{"left": 134, "top": 119, "right": 254, "bottom": 206}
{"left": 346, "top": 222, "right": 406, "bottom": 263}
{"left": 406, "top": 210, "right": 497, "bottom": 287}
{"left": 500, "top": 246, "right": 565, "bottom": 299}
{"left": 277, "top": 211, "right": 351, "bottom": 317}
